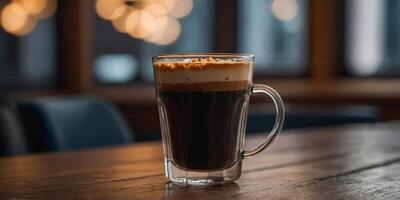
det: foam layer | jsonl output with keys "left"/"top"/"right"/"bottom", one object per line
{"left": 154, "top": 59, "right": 252, "bottom": 92}
{"left": 154, "top": 59, "right": 252, "bottom": 84}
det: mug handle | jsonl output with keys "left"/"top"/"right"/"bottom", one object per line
{"left": 242, "top": 84, "right": 285, "bottom": 158}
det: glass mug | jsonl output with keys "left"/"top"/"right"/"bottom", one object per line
{"left": 153, "top": 54, "right": 285, "bottom": 186}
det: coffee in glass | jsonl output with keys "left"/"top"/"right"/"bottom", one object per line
{"left": 153, "top": 54, "right": 284, "bottom": 185}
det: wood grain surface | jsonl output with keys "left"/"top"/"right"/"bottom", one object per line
{"left": 1, "top": 122, "right": 400, "bottom": 199}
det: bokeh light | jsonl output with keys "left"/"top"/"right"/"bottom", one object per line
{"left": 14, "top": 17, "right": 37, "bottom": 36}
{"left": 96, "top": 0, "right": 127, "bottom": 20}
{"left": 125, "top": 9, "right": 140, "bottom": 32}
{"left": 128, "top": 23, "right": 151, "bottom": 39}
{"left": 169, "top": 0, "right": 193, "bottom": 19}
{"left": 14, "top": 0, "right": 47, "bottom": 16}
{"left": 140, "top": 10, "right": 158, "bottom": 31}
{"left": 112, "top": 7, "right": 133, "bottom": 33}
{"left": 0, "top": 0, "right": 57, "bottom": 36}
{"left": 144, "top": 4, "right": 167, "bottom": 17}
{"left": 145, "top": 17, "right": 181, "bottom": 45}
{"left": 160, "top": 0, "right": 177, "bottom": 13}
{"left": 1, "top": 2, "right": 32, "bottom": 36}
{"left": 153, "top": 15, "right": 168, "bottom": 31}
{"left": 271, "top": 0, "right": 298, "bottom": 22}
{"left": 95, "top": 54, "right": 139, "bottom": 83}
{"left": 35, "top": 0, "right": 58, "bottom": 19}
{"left": 95, "top": 0, "right": 193, "bottom": 45}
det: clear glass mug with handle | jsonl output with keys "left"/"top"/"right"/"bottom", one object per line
{"left": 153, "top": 53, "right": 285, "bottom": 186}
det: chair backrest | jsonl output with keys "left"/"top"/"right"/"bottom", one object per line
{"left": 16, "top": 96, "right": 134, "bottom": 152}
{"left": 0, "top": 106, "right": 28, "bottom": 156}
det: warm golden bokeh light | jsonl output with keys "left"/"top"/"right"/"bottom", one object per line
{"left": 169, "top": 0, "right": 193, "bottom": 19}
{"left": 140, "top": 10, "right": 158, "bottom": 32}
{"left": 96, "top": 0, "right": 127, "bottom": 20}
{"left": 35, "top": 0, "right": 58, "bottom": 19}
{"left": 1, "top": 3, "right": 31, "bottom": 35}
{"left": 95, "top": 0, "right": 192, "bottom": 45}
{"left": 0, "top": 0, "right": 58, "bottom": 36}
{"left": 128, "top": 23, "right": 150, "bottom": 39}
{"left": 14, "top": 17, "right": 37, "bottom": 36}
{"left": 14, "top": 0, "right": 47, "bottom": 16}
{"left": 125, "top": 9, "right": 140, "bottom": 32}
{"left": 153, "top": 15, "right": 168, "bottom": 31}
{"left": 271, "top": 0, "right": 298, "bottom": 22}
{"left": 112, "top": 7, "right": 133, "bottom": 33}
{"left": 146, "top": 17, "right": 181, "bottom": 45}
{"left": 144, "top": 4, "right": 167, "bottom": 17}
{"left": 160, "top": 0, "right": 177, "bottom": 13}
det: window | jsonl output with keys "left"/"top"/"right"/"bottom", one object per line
{"left": 346, "top": 0, "right": 400, "bottom": 76}
{"left": 94, "top": 0, "right": 214, "bottom": 84}
{"left": 238, "top": 0, "right": 308, "bottom": 75}
{"left": 0, "top": 1, "right": 58, "bottom": 91}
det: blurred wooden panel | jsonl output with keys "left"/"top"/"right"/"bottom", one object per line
{"left": 58, "top": 0, "right": 95, "bottom": 93}
{"left": 215, "top": 0, "right": 237, "bottom": 52}
{"left": 96, "top": 79, "right": 400, "bottom": 107}
{"left": 308, "top": 0, "right": 344, "bottom": 81}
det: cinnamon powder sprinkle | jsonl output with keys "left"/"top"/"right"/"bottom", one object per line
{"left": 154, "top": 57, "right": 251, "bottom": 71}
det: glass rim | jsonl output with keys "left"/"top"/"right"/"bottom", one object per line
{"left": 152, "top": 53, "right": 255, "bottom": 62}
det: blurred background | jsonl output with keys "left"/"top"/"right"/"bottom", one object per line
{"left": 0, "top": 0, "right": 399, "bottom": 156}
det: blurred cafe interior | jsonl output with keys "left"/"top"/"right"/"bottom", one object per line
{"left": 0, "top": 0, "right": 399, "bottom": 156}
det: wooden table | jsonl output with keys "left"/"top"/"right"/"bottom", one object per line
{"left": 1, "top": 122, "right": 400, "bottom": 199}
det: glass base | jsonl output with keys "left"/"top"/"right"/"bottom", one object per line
{"left": 165, "top": 159, "right": 242, "bottom": 186}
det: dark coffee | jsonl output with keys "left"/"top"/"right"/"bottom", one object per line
{"left": 159, "top": 89, "right": 249, "bottom": 171}
{"left": 153, "top": 59, "right": 252, "bottom": 171}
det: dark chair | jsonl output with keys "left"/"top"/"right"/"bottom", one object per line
{"left": 0, "top": 106, "right": 28, "bottom": 156}
{"left": 16, "top": 96, "right": 134, "bottom": 152}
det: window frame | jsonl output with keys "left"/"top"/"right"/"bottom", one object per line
{"left": 56, "top": 0, "right": 361, "bottom": 92}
